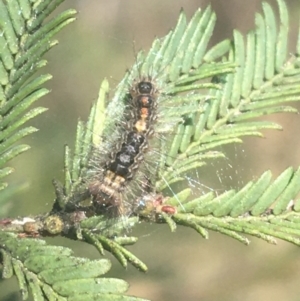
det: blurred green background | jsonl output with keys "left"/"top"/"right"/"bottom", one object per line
{"left": 1, "top": 0, "right": 300, "bottom": 300}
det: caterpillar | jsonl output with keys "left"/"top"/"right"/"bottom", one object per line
{"left": 88, "top": 76, "right": 159, "bottom": 217}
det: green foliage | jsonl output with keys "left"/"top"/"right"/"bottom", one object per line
{"left": 2, "top": 0, "right": 300, "bottom": 301}
{"left": 158, "top": 0, "right": 300, "bottom": 191}
{"left": 57, "top": 0, "right": 300, "bottom": 266}
{"left": 51, "top": 4, "right": 235, "bottom": 272}
{"left": 57, "top": 6, "right": 235, "bottom": 208}
{"left": 79, "top": 215, "right": 148, "bottom": 271}
{"left": 153, "top": 0, "right": 300, "bottom": 246}
{"left": 170, "top": 167, "right": 300, "bottom": 245}
{"left": 0, "top": 232, "right": 147, "bottom": 301}
{"left": 0, "top": 0, "right": 76, "bottom": 191}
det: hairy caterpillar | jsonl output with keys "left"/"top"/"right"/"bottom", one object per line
{"left": 88, "top": 76, "right": 159, "bottom": 217}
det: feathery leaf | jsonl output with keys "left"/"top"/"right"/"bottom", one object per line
{"left": 0, "top": 232, "right": 148, "bottom": 301}
{"left": 0, "top": 0, "right": 76, "bottom": 189}
{"left": 52, "top": 0, "right": 300, "bottom": 272}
